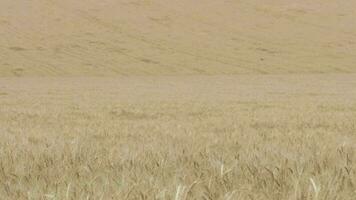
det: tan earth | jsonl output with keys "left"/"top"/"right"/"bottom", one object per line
{"left": 1, "top": 0, "right": 356, "bottom": 199}
{"left": 1, "top": 0, "right": 356, "bottom": 76}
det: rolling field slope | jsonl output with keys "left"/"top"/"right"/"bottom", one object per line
{"left": 1, "top": 0, "right": 356, "bottom": 76}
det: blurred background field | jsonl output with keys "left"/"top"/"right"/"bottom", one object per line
{"left": 1, "top": 0, "right": 356, "bottom": 76}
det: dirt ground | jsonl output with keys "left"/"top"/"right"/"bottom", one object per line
{"left": 1, "top": 0, "right": 356, "bottom": 76}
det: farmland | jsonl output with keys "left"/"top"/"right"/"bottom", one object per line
{"left": 1, "top": 0, "right": 356, "bottom": 199}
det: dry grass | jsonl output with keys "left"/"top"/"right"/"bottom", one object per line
{"left": 1, "top": 75, "right": 356, "bottom": 199}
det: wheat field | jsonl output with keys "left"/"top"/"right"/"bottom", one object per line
{"left": 1, "top": 75, "right": 356, "bottom": 199}
{"left": 1, "top": 0, "right": 356, "bottom": 199}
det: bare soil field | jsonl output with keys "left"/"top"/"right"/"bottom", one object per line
{"left": 1, "top": 0, "right": 356, "bottom": 76}
{"left": 1, "top": 74, "right": 356, "bottom": 199}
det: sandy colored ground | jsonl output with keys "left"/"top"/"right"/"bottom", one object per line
{"left": 1, "top": 0, "right": 356, "bottom": 76}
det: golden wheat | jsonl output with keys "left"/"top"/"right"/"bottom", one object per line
{"left": 0, "top": 75, "right": 355, "bottom": 199}
{"left": 1, "top": 1, "right": 356, "bottom": 199}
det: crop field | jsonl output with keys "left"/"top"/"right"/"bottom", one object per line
{"left": 1, "top": 75, "right": 356, "bottom": 199}
{"left": 1, "top": 0, "right": 356, "bottom": 199}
